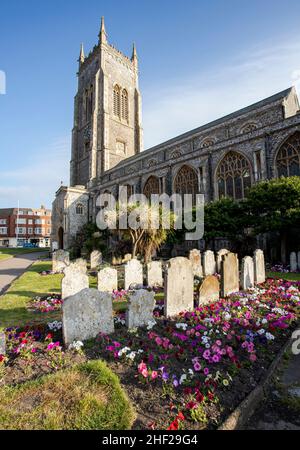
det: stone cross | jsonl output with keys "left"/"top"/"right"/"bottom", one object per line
{"left": 98, "top": 267, "right": 118, "bottom": 292}
{"left": 189, "top": 249, "right": 203, "bottom": 278}
{"left": 61, "top": 265, "right": 89, "bottom": 299}
{"left": 241, "top": 256, "right": 254, "bottom": 290}
{"left": 221, "top": 252, "right": 239, "bottom": 297}
{"left": 290, "top": 252, "right": 298, "bottom": 272}
{"left": 90, "top": 250, "right": 103, "bottom": 269}
{"left": 146, "top": 261, "right": 163, "bottom": 287}
{"left": 63, "top": 288, "right": 114, "bottom": 345}
{"left": 216, "top": 249, "right": 230, "bottom": 273}
{"left": 52, "top": 250, "right": 70, "bottom": 273}
{"left": 253, "top": 249, "right": 266, "bottom": 284}
{"left": 198, "top": 275, "right": 220, "bottom": 305}
{"left": 164, "top": 257, "right": 194, "bottom": 317}
{"left": 124, "top": 259, "right": 143, "bottom": 290}
{"left": 203, "top": 250, "right": 216, "bottom": 276}
{"left": 125, "top": 290, "right": 155, "bottom": 329}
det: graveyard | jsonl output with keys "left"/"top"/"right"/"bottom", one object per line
{"left": 0, "top": 249, "right": 299, "bottom": 430}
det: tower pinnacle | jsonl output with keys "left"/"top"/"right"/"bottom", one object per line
{"left": 78, "top": 43, "right": 85, "bottom": 64}
{"left": 131, "top": 42, "right": 138, "bottom": 65}
{"left": 99, "top": 16, "right": 107, "bottom": 44}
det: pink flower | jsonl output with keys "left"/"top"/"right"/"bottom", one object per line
{"left": 250, "top": 353, "right": 257, "bottom": 362}
{"left": 151, "top": 371, "right": 158, "bottom": 380}
{"left": 203, "top": 368, "right": 210, "bottom": 376}
{"left": 193, "top": 362, "right": 201, "bottom": 371}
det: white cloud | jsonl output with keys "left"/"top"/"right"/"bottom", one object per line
{"left": 0, "top": 136, "right": 70, "bottom": 208}
{"left": 142, "top": 36, "right": 300, "bottom": 149}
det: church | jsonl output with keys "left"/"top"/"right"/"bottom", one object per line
{"left": 51, "top": 18, "right": 300, "bottom": 251}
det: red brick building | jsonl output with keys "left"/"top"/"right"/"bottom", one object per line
{"left": 0, "top": 206, "right": 51, "bottom": 248}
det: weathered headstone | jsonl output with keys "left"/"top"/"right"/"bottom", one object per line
{"left": 98, "top": 267, "right": 118, "bottom": 292}
{"left": 146, "top": 261, "right": 163, "bottom": 287}
{"left": 221, "top": 252, "right": 239, "bottom": 297}
{"left": 126, "top": 290, "right": 155, "bottom": 329}
{"left": 63, "top": 288, "right": 114, "bottom": 345}
{"left": 290, "top": 252, "right": 298, "bottom": 272}
{"left": 253, "top": 249, "right": 266, "bottom": 284}
{"left": 203, "top": 250, "right": 216, "bottom": 276}
{"left": 216, "top": 249, "right": 230, "bottom": 273}
{"left": 198, "top": 275, "right": 220, "bottom": 305}
{"left": 124, "top": 259, "right": 143, "bottom": 290}
{"left": 0, "top": 332, "right": 5, "bottom": 355}
{"left": 241, "top": 256, "right": 254, "bottom": 290}
{"left": 52, "top": 250, "right": 70, "bottom": 273}
{"left": 90, "top": 250, "right": 102, "bottom": 269}
{"left": 73, "top": 258, "right": 87, "bottom": 273}
{"left": 189, "top": 249, "right": 203, "bottom": 278}
{"left": 61, "top": 266, "right": 89, "bottom": 299}
{"left": 164, "top": 257, "right": 194, "bottom": 317}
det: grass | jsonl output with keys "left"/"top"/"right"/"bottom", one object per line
{"left": 0, "top": 254, "right": 12, "bottom": 261}
{"left": 0, "top": 247, "right": 49, "bottom": 256}
{"left": 267, "top": 271, "right": 300, "bottom": 281}
{"left": 0, "top": 360, "right": 135, "bottom": 430}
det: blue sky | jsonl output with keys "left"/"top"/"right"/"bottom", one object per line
{"left": 1, "top": 0, "right": 300, "bottom": 208}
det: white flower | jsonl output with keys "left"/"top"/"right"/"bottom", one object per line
{"left": 147, "top": 320, "right": 156, "bottom": 330}
{"left": 262, "top": 318, "right": 268, "bottom": 324}
{"left": 179, "top": 374, "right": 187, "bottom": 384}
{"left": 266, "top": 332, "right": 275, "bottom": 341}
{"left": 69, "top": 340, "right": 84, "bottom": 351}
{"left": 47, "top": 321, "right": 62, "bottom": 331}
{"left": 258, "top": 329, "right": 265, "bottom": 335}
{"left": 176, "top": 323, "right": 188, "bottom": 331}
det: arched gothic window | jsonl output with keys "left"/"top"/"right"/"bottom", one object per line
{"left": 143, "top": 176, "right": 160, "bottom": 199}
{"left": 121, "top": 89, "right": 129, "bottom": 122}
{"left": 216, "top": 151, "right": 251, "bottom": 200}
{"left": 113, "top": 85, "right": 121, "bottom": 117}
{"left": 276, "top": 132, "right": 300, "bottom": 177}
{"left": 174, "top": 165, "right": 198, "bottom": 204}
{"left": 76, "top": 203, "right": 84, "bottom": 215}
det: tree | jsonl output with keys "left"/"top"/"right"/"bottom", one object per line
{"left": 246, "top": 176, "right": 300, "bottom": 262}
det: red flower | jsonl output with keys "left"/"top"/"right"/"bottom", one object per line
{"left": 167, "top": 419, "right": 179, "bottom": 430}
{"left": 177, "top": 412, "right": 185, "bottom": 421}
{"left": 208, "top": 391, "right": 214, "bottom": 401}
{"left": 196, "top": 392, "right": 204, "bottom": 403}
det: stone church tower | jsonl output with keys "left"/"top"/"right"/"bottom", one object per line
{"left": 70, "top": 17, "right": 143, "bottom": 187}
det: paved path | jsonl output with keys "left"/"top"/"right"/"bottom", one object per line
{"left": 0, "top": 252, "right": 48, "bottom": 295}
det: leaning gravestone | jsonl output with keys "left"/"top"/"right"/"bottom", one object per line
{"left": 216, "top": 249, "right": 230, "bottom": 273}
{"left": 189, "top": 249, "right": 203, "bottom": 277}
{"left": 61, "top": 265, "right": 89, "bottom": 300}
{"left": 62, "top": 288, "right": 114, "bottom": 345}
{"left": 126, "top": 290, "right": 155, "bottom": 329}
{"left": 146, "top": 261, "right": 163, "bottom": 287}
{"left": 221, "top": 252, "right": 239, "bottom": 297}
{"left": 98, "top": 267, "right": 118, "bottom": 292}
{"left": 203, "top": 250, "right": 216, "bottom": 276}
{"left": 198, "top": 275, "right": 220, "bottom": 305}
{"left": 241, "top": 256, "right": 254, "bottom": 290}
{"left": 90, "top": 250, "right": 102, "bottom": 270}
{"left": 164, "top": 257, "right": 194, "bottom": 317}
{"left": 253, "top": 249, "right": 266, "bottom": 284}
{"left": 0, "top": 332, "right": 5, "bottom": 355}
{"left": 52, "top": 250, "right": 70, "bottom": 273}
{"left": 290, "top": 252, "right": 298, "bottom": 272}
{"left": 124, "top": 259, "right": 143, "bottom": 290}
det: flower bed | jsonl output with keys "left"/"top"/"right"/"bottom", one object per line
{"left": 93, "top": 279, "right": 300, "bottom": 429}
{"left": 27, "top": 294, "right": 63, "bottom": 313}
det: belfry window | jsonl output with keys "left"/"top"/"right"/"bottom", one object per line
{"left": 121, "top": 89, "right": 129, "bottom": 122}
{"left": 276, "top": 132, "right": 300, "bottom": 177}
{"left": 113, "top": 85, "right": 121, "bottom": 118}
{"left": 216, "top": 151, "right": 251, "bottom": 200}
{"left": 76, "top": 203, "right": 84, "bottom": 215}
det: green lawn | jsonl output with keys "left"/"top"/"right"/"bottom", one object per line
{"left": 0, "top": 247, "right": 50, "bottom": 256}
{"left": 267, "top": 271, "right": 300, "bottom": 281}
{"left": 0, "top": 254, "right": 12, "bottom": 261}
{"left": 0, "top": 360, "right": 135, "bottom": 430}
{"left": 0, "top": 261, "right": 127, "bottom": 329}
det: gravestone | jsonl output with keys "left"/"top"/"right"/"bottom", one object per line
{"left": 253, "top": 249, "right": 266, "bottom": 284}
{"left": 198, "top": 275, "right": 220, "bottom": 305}
{"left": 90, "top": 250, "right": 102, "bottom": 269}
{"left": 221, "top": 252, "right": 239, "bottom": 297}
{"left": 61, "top": 266, "right": 89, "bottom": 299}
{"left": 241, "top": 256, "right": 254, "bottom": 290}
{"left": 203, "top": 250, "right": 216, "bottom": 276}
{"left": 52, "top": 250, "right": 70, "bottom": 273}
{"left": 290, "top": 252, "right": 298, "bottom": 272}
{"left": 98, "top": 267, "right": 118, "bottom": 292}
{"left": 189, "top": 249, "right": 203, "bottom": 278}
{"left": 164, "top": 257, "right": 194, "bottom": 317}
{"left": 124, "top": 259, "right": 143, "bottom": 290}
{"left": 0, "top": 332, "right": 5, "bottom": 355}
{"left": 123, "top": 254, "right": 132, "bottom": 263}
{"left": 216, "top": 249, "right": 230, "bottom": 273}
{"left": 126, "top": 290, "right": 155, "bottom": 329}
{"left": 63, "top": 288, "right": 114, "bottom": 345}
{"left": 146, "top": 261, "right": 163, "bottom": 287}
{"left": 72, "top": 258, "right": 87, "bottom": 273}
